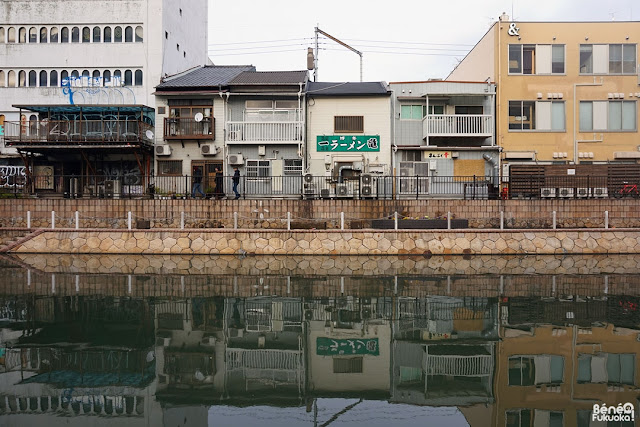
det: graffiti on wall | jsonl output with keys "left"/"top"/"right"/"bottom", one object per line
{"left": 96, "top": 162, "right": 142, "bottom": 186}
{"left": 62, "top": 76, "right": 136, "bottom": 105}
{"left": 0, "top": 166, "right": 27, "bottom": 189}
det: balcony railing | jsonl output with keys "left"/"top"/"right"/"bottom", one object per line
{"left": 163, "top": 117, "right": 214, "bottom": 140}
{"left": 423, "top": 114, "right": 493, "bottom": 137}
{"left": 425, "top": 354, "right": 494, "bottom": 377}
{"left": 3, "top": 119, "right": 154, "bottom": 147}
{"left": 226, "top": 121, "right": 304, "bottom": 142}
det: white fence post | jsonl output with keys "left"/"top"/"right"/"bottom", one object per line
{"left": 181, "top": 212, "right": 185, "bottom": 230}
{"left": 340, "top": 212, "right": 345, "bottom": 230}
{"left": 75, "top": 211, "right": 79, "bottom": 230}
{"left": 287, "top": 212, "right": 291, "bottom": 230}
{"left": 604, "top": 210, "right": 609, "bottom": 229}
{"left": 500, "top": 211, "right": 504, "bottom": 230}
{"left": 128, "top": 211, "right": 132, "bottom": 230}
{"left": 27, "top": 211, "right": 31, "bottom": 229}
{"left": 447, "top": 211, "right": 451, "bottom": 230}
{"left": 394, "top": 212, "right": 398, "bottom": 230}
{"left": 234, "top": 212, "right": 238, "bottom": 229}
{"left": 51, "top": 211, "right": 55, "bottom": 229}
{"left": 552, "top": 211, "right": 556, "bottom": 229}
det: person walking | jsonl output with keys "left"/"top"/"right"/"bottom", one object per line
{"left": 214, "top": 167, "right": 224, "bottom": 200}
{"left": 232, "top": 167, "right": 241, "bottom": 199}
{"left": 191, "top": 166, "right": 205, "bottom": 198}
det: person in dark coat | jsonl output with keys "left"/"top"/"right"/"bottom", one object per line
{"left": 214, "top": 167, "right": 224, "bottom": 199}
{"left": 232, "top": 167, "right": 241, "bottom": 199}
{"left": 191, "top": 166, "right": 205, "bottom": 198}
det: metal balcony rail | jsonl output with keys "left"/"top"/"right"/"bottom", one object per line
{"left": 3, "top": 119, "right": 154, "bottom": 146}
{"left": 226, "top": 121, "right": 304, "bottom": 142}
{"left": 423, "top": 114, "right": 493, "bottom": 136}
{"left": 163, "top": 117, "right": 214, "bottom": 139}
{"left": 425, "top": 354, "right": 494, "bottom": 377}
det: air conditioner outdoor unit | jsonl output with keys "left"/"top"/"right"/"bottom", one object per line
{"left": 361, "top": 174, "right": 372, "bottom": 185}
{"left": 228, "top": 154, "right": 244, "bottom": 165}
{"left": 592, "top": 187, "right": 608, "bottom": 198}
{"left": 200, "top": 144, "right": 217, "bottom": 156}
{"left": 336, "top": 185, "right": 349, "bottom": 197}
{"left": 576, "top": 187, "right": 590, "bottom": 198}
{"left": 105, "top": 180, "right": 121, "bottom": 199}
{"left": 303, "top": 173, "right": 313, "bottom": 183}
{"left": 155, "top": 145, "right": 171, "bottom": 156}
{"left": 361, "top": 185, "right": 375, "bottom": 198}
{"left": 540, "top": 187, "right": 556, "bottom": 198}
{"left": 558, "top": 187, "right": 574, "bottom": 198}
{"left": 320, "top": 188, "right": 331, "bottom": 199}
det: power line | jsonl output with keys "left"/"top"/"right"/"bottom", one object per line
{"left": 209, "top": 37, "right": 313, "bottom": 46}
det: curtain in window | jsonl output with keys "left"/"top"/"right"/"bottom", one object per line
{"left": 551, "top": 102, "right": 565, "bottom": 130}
{"left": 579, "top": 101, "right": 593, "bottom": 132}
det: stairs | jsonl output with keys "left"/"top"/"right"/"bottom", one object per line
{"left": 0, "top": 229, "right": 45, "bottom": 253}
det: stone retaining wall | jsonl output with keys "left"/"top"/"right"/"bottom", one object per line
{"left": 11, "top": 228, "right": 640, "bottom": 255}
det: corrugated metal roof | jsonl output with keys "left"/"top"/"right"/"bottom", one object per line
{"left": 156, "top": 65, "right": 256, "bottom": 89}
{"left": 229, "top": 71, "right": 309, "bottom": 85}
{"left": 307, "top": 82, "right": 389, "bottom": 96}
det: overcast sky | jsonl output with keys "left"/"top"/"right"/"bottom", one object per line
{"left": 208, "top": 0, "right": 636, "bottom": 83}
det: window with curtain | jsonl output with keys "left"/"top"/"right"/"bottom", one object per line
{"left": 28, "top": 27, "right": 37, "bottom": 43}
{"left": 39, "top": 27, "right": 47, "bottom": 43}
{"left": 93, "top": 26, "right": 100, "bottom": 42}
{"left": 60, "top": 27, "right": 68, "bottom": 43}
{"left": 580, "top": 101, "right": 636, "bottom": 131}
{"left": 400, "top": 105, "right": 425, "bottom": 120}
{"left": 577, "top": 353, "right": 635, "bottom": 385}
{"left": 50, "top": 27, "right": 58, "bottom": 43}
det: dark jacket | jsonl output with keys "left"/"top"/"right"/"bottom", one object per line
{"left": 232, "top": 169, "right": 240, "bottom": 184}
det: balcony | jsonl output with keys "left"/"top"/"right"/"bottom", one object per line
{"left": 3, "top": 119, "right": 154, "bottom": 148}
{"left": 226, "top": 121, "right": 303, "bottom": 143}
{"left": 423, "top": 114, "right": 493, "bottom": 138}
{"left": 163, "top": 117, "right": 214, "bottom": 140}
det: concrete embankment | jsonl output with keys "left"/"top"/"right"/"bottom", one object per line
{"left": 6, "top": 228, "right": 640, "bottom": 255}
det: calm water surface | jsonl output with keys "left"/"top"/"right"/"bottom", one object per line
{"left": 0, "top": 254, "right": 637, "bottom": 427}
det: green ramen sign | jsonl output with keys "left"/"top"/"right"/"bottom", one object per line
{"left": 316, "top": 337, "right": 379, "bottom": 356}
{"left": 317, "top": 135, "right": 380, "bottom": 152}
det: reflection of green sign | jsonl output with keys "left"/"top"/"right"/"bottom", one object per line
{"left": 317, "top": 135, "right": 380, "bottom": 152}
{"left": 0, "top": 125, "right": 4, "bottom": 136}
{"left": 316, "top": 337, "right": 379, "bottom": 356}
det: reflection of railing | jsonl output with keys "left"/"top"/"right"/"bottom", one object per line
{"left": 425, "top": 354, "right": 494, "bottom": 376}
{"left": 0, "top": 393, "right": 145, "bottom": 416}
{"left": 226, "top": 348, "right": 304, "bottom": 390}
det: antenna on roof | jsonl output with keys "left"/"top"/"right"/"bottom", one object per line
{"left": 313, "top": 26, "right": 363, "bottom": 82}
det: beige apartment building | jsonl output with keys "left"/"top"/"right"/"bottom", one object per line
{"left": 449, "top": 17, "right": 640, "bottom": 198}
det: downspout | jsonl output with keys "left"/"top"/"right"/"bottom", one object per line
{"left": 298, "top": 82, "right": 304, "bottom": 171}
{"left": 573, "top": 78, "right": 603, "bottom": 164}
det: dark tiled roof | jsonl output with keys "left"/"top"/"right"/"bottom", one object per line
{"left": 229, "top": 71, "right": 309, "bottom": 85}
{"left": 156, "top": 65, "right": 256, "bottom": 89}
{"left": 307, "top": 82, "right": 389, "bottom": 96}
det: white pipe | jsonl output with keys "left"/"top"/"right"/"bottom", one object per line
{"left": 27, "top": 210, "right": 31, "bottom": 229}
{"left": 573, "top": 78, "right": 603, "bottom": 164}
{"left": 128, "top": 211, "right": 132, "bottom": 230}
{"left": 75, "top": 211, "right": 79, "bottom": 229}
{"left": 51, "top": 211, "right": 55, "bottom": 229}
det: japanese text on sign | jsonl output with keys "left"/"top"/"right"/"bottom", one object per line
{"left": 423, "top": 151, "right": 451, "bottom": 160}
{"left": 317, "top": 135, "right": 380, "bottom": 152}
{"left": 316, "top": 337, "right": 379, "bottom": 356}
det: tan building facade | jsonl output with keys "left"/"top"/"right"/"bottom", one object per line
{"left": 449, "top": 18, "right": 640, "bottom": 194}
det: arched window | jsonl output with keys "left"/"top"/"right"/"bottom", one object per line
{"left": 19, "top": 27, "right": 26, "bottom": 43}
{"left": 134, "top": 69, "right": 143, "bottom": 85}
{"left": 8, "top": 71, "right": 16, "bottom": 87}
{"left": 60, "top": 70, "right": 68, "bottom": 84}
{"left": 113, "top": 69, "right": 122, "bottom": 85}
{"left": 0, "top": 71, "right": 5, "bottom": 87}
{"left": 92, "top": 70, "right": 100, "bottom": 85}
{"left": 71, "top": 70, "right": 79, "bottom": 79}
{"left": 8, "top": 27, "right": 16, "bottom": 43}
{"left": 29, "top": 115, "right": 37, "bottom": 135}
{"left": 114, "top": 26, "right": 122, "bottom": 42}
{"left": 61, "top": 27, "right": 68, "bottom": 43}
{"left": 29, "top": 27, "right": 37, "bottom": 43}
{"left": 28, "top": 70, "right": 36, "bottom": 87}
{"left": 71, "top": 27, "right": 79, "bottom": 43}
{"left": 82, "top": 27, "right": 90, "bottom": 43}
{"left": 0, "top": 28, "right": 5, "bottom": 43}
{"left": 39, "top": 70, "right": 47, "bottom": 86}
{"left": 103, "top": 27, "right": 111, "bottom": 43}
{"left": 40, "top": 27, "right": 47, "bottom": 43}
{"left": 124, "top": 69, "right": 132, "bottom": 86}
{"left": 50, "top": 27, "right": 58, "bottom": 42}
{"left": 18, "top": 70, "right": 26, "bottom": 87}
{"left": 135, "top": 26, "right": 143, "bottom": 42}
{"left": 125, "top": 26, "right": 133, "bottom": 42}
{"left": 82, "top": 70, "right": 90, "bottom": 79}
{"left": 50, "top": 70, "right": 58, "bottom": 86}
{"left": 103, "top": 70, "right": 111, "bottom": 86}
{"left": 93, "top": 26, "right": 100, "bottom": 42}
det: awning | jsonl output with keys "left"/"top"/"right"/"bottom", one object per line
{"left": 12, "top": 104, "right": 155, "bottom": 114}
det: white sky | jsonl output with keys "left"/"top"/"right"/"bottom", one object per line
{"left": 208, "top": 0, "right": 636, "bottom": 83}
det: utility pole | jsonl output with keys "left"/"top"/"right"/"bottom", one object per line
{"left": 314, "top": 27, "right": 363, "bottom": 82}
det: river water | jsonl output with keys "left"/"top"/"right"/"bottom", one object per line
{"left": 0, "top": 254, "right": 637, "bottom": 426}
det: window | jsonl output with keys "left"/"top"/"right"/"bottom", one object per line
{"left": 333, "top": 357, "right": 363, "bottom": 373}
{"left": 92, "top": 70, "right": 100, "bottom": 80}
{"left": 509, "top": 101, "right": 565, "bottom": 131}
{"left": 334, "top": 116, "right": 364, "bottom": 133}
{"left": 125, "top": 26, "right": 133, "bottom": 42}
{"left": 284, "top": 159, "right": 302, "bottom": 175}
{"left": 506, "top": 410, "right": 563, "bottom": 427}
{"left": 61, "top": 27, "right": 68, "bottom": 43}
{"left": 580, "top": 101, "right": 636, "bottom": 131}
{"left": 157, "top": 160, "right": 182, "bottom": 176}
{"left": 508, "top": 355, "right": 564, "bottom": 385}
{"left": 93, "top": 26, "right": 100, "bottom": 42}
{"left": 0, "top": 27, "right": 4, "bottom": 43}
{"left": 29, "top": 27, "right": 36, "bottom": 43}
{"left": 8, "top": 27, "right": 15, "bottom": 43}
{"left": 577, "top": 353, "right": 635, "bottom": 385}
{"left": 134, "top": 70, "right": 143, "bottom": 86}
{"left": 82, "top": 70, "right": 90, "bottom": 78}
{"left": 50, "top": 70, "right": 58, "bottom": 86}
{"left": 509, "top": 44, "right": 565, "bottom": 74}
{"left": 60, "top": 70, "right": 68, "bottom": 83}
{"left": 39, "top": 70, "right": 47, "bottom": 87}
{"left": 0, "top": 71, "right": 4, "bottom": 87}
{"left": 18, "top": 70, "right": 26, "bottom": 87}
{"left": 19, "top": 27, "right": 26, "bottom": 43}
{"left": 8, "top": 71, "right": 16, "bottom": 87}
{"left": 246, "top": 160, "right": 270, "bottom": 178}
{"left": 103, "top": 70, "right": 111, "bottom": 85}
{"left": 114, "top": 26, "right": 122, "bottom": 42}
{"left": 50, "top": 27, "right": 58, "bottom": 42}
{"left": 71, "top": 70, "right": 79, "bottom": 79}
{"left": 82, "top": 27, "right": 90, "bottom": 43}
{"left": 124, "top": 70, "right": 132, "bottom": 86}
{"left": 28, "top": 70, "right": 37, "bottom": 86}
{"left": 580, "top": 44, "right": 636, "bottom": 74}
{"left": 39, "top": 27, "right": 47, "bottom": 43}
{"left": 400, "top": 105, "right": 425, "bottom": 120}
{"left": 135, "top": 26, "right": 143, "bottom": 42}
{"left": 71, "top": 27, "right": 79, "bottom": 43}
{"left": 113, "top": 69, "right": 122, "bottom": 84}
{"left": 104, "top": 27, "right": 111, "bottom": 42}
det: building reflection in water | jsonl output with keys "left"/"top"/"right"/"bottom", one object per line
{"left": 0, "top": 254, "right": 638, "bottom": 426}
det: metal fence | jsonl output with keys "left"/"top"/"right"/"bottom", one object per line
{"left": 1, "top": 172, "right": 638, "bottom": 200}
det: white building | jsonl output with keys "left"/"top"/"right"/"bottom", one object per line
{"left": 0, "top": 0, "right": 208, "bottom": 192}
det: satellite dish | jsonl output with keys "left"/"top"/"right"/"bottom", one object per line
{"left": 194, "top": 112, "right": 204, "bottom": 122}
{"left": 145, "top": 130, "right": 154, "bottom": 140}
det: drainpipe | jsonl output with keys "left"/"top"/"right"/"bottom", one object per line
{"left": 483, "top": 153, "right": 499, "bottom": 186}
{"left": 573, "top": 78, "right": 603, "bottom": 164}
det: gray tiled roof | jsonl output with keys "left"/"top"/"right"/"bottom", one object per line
{"left": 229, "top": 71, "right": 309, "bottom": 85}
{"left": 307, "top": 82, "right": 389, "bottom": 96}
{"left": 156, "top": 65, "right": 256, "bottom": 89}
